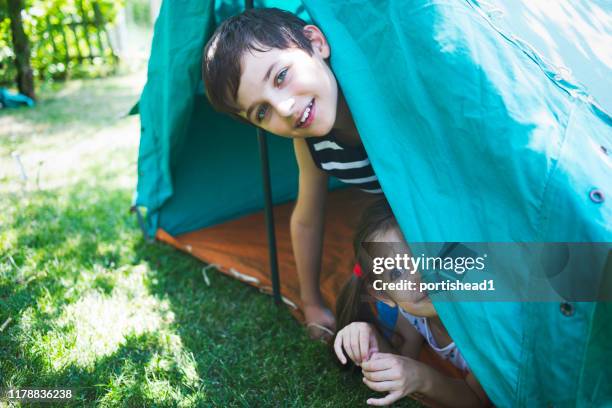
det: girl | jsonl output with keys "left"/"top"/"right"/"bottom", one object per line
{"left": 334, "top": 199, "right": 490, "bottom": 407}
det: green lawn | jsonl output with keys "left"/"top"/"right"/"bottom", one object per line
{"left": 0, "top": 74, "right": 421, "bottom": 406}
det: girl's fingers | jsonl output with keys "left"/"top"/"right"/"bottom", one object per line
{"left": 334, "top": 333, "right": 347, "bottom": 364}
{"left": 347, "top": 334, "right": 360, "bottom": 364}
{"left": 361, "top": 355, "right": 395, "bottom": 372}
{"left": 359, "top": 327, "right": 369, "bottom": 363}
{"left": 362, "top": 377, "right": 397, "bottom": 393}
{"left": 366, "top": 346, "right": 378, "bottom": 362}
{"left": 362, "top": 367, "right": 397, "bottom": 382}
{"left": 366, "top": 391, "right": 402, "bottom": 406}
{"left": 370, "top": 352, "right": 392, "bottom": 360}
{"left": 368, "top": 332, "right": 378, "bottom": 357}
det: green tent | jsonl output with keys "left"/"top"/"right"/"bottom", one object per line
{"left": 135, "top": 0, "right": 612, "bottom": 406}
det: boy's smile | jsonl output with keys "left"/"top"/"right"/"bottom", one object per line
{"left": 236, "top": 26, "right": 339, "bottom": 138}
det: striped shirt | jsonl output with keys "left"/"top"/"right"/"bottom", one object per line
{"left": 305, "top": 133, "right": 383, "bottom": 194}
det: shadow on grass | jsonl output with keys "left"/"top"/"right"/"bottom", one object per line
{"left": 0, "top": 180, "right": 420, "bottom": 407}
{"left": 2, "top": 183, "right": 133, "bottom": 322}
{"left": 132, "top": 239, "right": 386, "bottom": 407}
{"left": 2, "top": 331, "right": 188, "bottom": 407}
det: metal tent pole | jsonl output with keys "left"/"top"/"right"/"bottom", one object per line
{"left": 245, "top": 0, "right": 282, "bottom": 305}
{"left": 257, "top": 131, "right": 282, "bottom": 305}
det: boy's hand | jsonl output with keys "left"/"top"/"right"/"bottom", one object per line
{"left": 333, "top": 322, "right": 380, "bottom": 366}
{"left": 304, "top": 304, "right": 336, "bottom": 342}
{"left": 361, "top": 352, "right": 426, "bottom": 406}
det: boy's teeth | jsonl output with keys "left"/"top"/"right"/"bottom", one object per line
{"left": 299, "top": 100, "right": 313, "bottom": 125}
{"left": 300, "top": 106, "right": 310, "bottom": 124}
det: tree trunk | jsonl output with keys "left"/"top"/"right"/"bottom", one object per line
{"left": 7, "top": 0, "right": 35, "bottom": 100}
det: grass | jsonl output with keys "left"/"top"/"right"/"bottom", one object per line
{"left": 0, "top": 74, "right": 422, "bottom": 406}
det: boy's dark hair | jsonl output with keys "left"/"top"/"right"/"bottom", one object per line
{"left": 202, "top": 8, "right": 313, "bottom": 120}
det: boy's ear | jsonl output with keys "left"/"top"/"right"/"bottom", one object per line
{"left": 303, "top": 24, "right": 330, "bottom": 59}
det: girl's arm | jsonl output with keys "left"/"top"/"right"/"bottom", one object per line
{"left": 361, "top": 353, "right": 489, "bottom": 407}
{"left": 373, "top": 317, "right": 424, "bottom": 358}
{"left": 291, "top": 139, "right": 330, "bottom": 321}
{"left": 417, "top": 364, "right": 489, "bottom": 408}
{"left": 393, "top": 308, "right": 424, "bottom": 360}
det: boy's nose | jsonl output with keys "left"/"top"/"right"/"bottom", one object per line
{"left": 274, "top": 97, "right": 296, "bottom": 117}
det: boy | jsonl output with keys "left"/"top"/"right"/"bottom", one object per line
{"left": 203, "top": 8, "right": 383, "bottom": 341}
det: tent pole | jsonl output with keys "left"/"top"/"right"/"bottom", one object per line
{"left": 257, "top": 130, "right": 282, "bottom": 305}
{"left": 246, "top": 0, "right": 281, "bottom": 306}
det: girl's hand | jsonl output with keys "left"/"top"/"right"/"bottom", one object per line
{"left": 333, "top": 322, "right": 380, "bottom": 366}
{"left": 360, "top": 352, "right": 426, "bottom": 406}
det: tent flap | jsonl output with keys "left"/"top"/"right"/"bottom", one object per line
{"left": 302, "top": 0, "right": 611, "bottom": 405}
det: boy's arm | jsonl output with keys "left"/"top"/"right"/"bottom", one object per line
{"left": 291, "top": 139, "right": 330, "bottom": 317}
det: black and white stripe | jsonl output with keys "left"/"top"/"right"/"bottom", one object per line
{"left": 305, "top": 134, "right": 383, "bottom": 194}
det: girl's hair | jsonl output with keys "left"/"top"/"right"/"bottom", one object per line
{"left": 335, "top": 199, "right": 399, "bottom": 335}
{"left": 202, "top": 8, "right": 314, "bottom": 121}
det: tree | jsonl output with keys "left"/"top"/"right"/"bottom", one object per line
{"left": 7, "top": 0, "right": 35, "bottom": 99}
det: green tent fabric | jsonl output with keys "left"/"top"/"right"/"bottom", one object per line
{"left": 136, "top": 0, "right": 611, "bottom": 406}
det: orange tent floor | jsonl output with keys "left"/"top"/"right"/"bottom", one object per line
{"left": 156, "top": 188, "right": 375, "bottom": 322}
{"left": 155, "top": 188, "right": 466, "bottom": 389}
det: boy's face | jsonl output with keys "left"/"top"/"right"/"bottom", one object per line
{"left": 235, "top": 25, "right": 338, "bottom": 138}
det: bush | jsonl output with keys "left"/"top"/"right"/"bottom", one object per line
{"left": 0, "top": 0, "right": 124, "bottom": 86}
{"left": 128, "top": 0, "right": 151, "bottom": 27}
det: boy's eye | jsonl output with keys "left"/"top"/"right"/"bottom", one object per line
{"left": 275, "top": 68, "right": 288, "bottom": 86}
{"left": 390, "top": 268, "right": 403, "bottom": 281}
{"left": 256, "top": 105, "right": 268, "bottom": 122}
